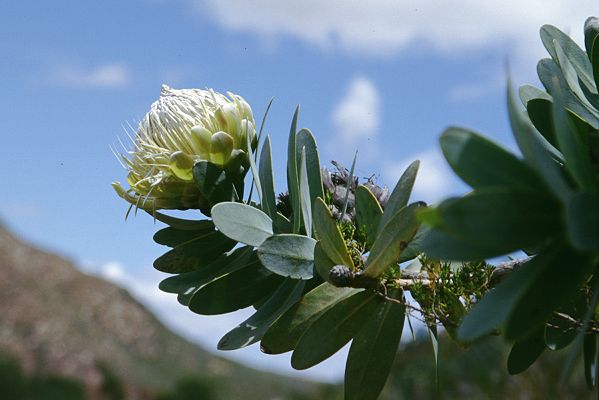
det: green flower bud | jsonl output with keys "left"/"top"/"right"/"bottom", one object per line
{"left": 190, "top": 125, "right": 212, "bottom": 159}
{"left": 112, "top": 84, "right": 256, "bottom": 212}
{"left": 210, "top": 131, "right": 235, "bottom": 166}
{"left": 215, "top": 103, "right": 241, "bottom": 139}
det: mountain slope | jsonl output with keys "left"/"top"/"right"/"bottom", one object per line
{"left": 0, "top": 221, "right": 329, "bottom": 399}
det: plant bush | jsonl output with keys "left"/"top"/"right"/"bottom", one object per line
{"left": 113, "top": 16, "right": 599, "bottom": 399}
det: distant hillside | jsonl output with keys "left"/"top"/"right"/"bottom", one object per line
{"left": 0, "top": 222, "right": 332, "bottom": 400}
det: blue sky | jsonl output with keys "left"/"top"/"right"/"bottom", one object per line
{"left": 1, "top": 0, "right": 597, "bottom": 382}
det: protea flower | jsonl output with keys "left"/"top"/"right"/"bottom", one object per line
{"left": 112, "top": 85, "right": 256, "bottom": 212}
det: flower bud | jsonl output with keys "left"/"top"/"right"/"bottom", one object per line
{"left": 210, "top": 131, "right": 235, "bottom": 166}
{"left": 112, "top": 84, "right": 256, "bottom": 212}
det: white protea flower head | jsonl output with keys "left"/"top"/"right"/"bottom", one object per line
{"left": 112, "top": 84, "right": 256, "bottom": 212}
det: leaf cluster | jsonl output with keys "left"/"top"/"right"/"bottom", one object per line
{"left": 420, "top": 17, "right": 599, "bottom": 388}
{"left": 125, "top": 15, "right": 599, "bottom": 399}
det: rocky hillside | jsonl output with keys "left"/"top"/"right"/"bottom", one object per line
{"left": 0, "top": 221, "right": 331, "bottom": 399}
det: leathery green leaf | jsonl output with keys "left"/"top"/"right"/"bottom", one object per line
{"left": 257, "top": 234, "right": 316, "bottom": 280}
{"left": 507, "top": 79, "right": 572, "bottom": 203}
{"left": 291, "top": 290, "right": 378, "bottom": 370}
{"left": 258, "top": 135, "right": 277, "bottom": 219}
{"left": 545, "top": 291, "right": 586, "bottom": 351}
{"left": 363, "top": 202, "right": 425, "bottom": 278}
{"left": 261, "top": 283, "right": 358, "bottom": 354}
{"left": 593, "top": 35, "right": 599, "bottom": 90}
{"left": 153, "top": 229, "right": 236, "bottom": 274}
{"left": 537, "top": 58, "right": 599, "bottom": 129}
{"left": 540, "top": 24, "right": 596, "bottom": 93}
{"left": 554, "top": 40, "right": 597, "bottom": 113}
{"left": 345, "top": 289, "right": 405, "bottom": 400}
{"left": 457, "top": 254, "right": 545, "bottom": 342}
{"left": 193, "top": 160, "right": 236, "bottom": 206}
{"left": 159, "top": 246, "right": 255, "bottom": 295}
{"left": 440, "top": 127, "right": 543, "bottom": 191}
{"left": 566, "top": 191, "right": 599, "bottom": 252}
{"left": 175, "top": 249, "right": 258, "bottom": 306}
{"left": 504, "top": 244, "right": 595, "bottom": 341}
{"left": 211, "top": 202, "right": 273, "bottom": 247}
{"left": 378, "top": 160, "right": 419, "bottom": 235}
{"left": 299, "top": 148, "right": 312, "bottom": 236}
{"left": 419, "top": 221, "right": 511, "bottom": 261}
{"left": 355, "top": 185, "right": 383, "bottom": 248}
{"left": 287, "top": 106, "right": 301, "bottom": 233}
{"left": 188, "top": 264, "right": 282, "bottom": 315}
{"left": 313, "top": 197, "right": 354, "bottom": 269}
{"left": 526, "top": 98, "right": 557, "bottom": 146}
{"left": 425, "top": 189, "right": 561, "bottom": 260}
{"left": 507, "top": 328, "right": 546, "bottom": 375}
{"left": 314, "top": 241, "right": 336, "bottom": 282}
{"left": 218, "top": 279, "right": 306, "bottom": 350}
{"left": 246, "top": 121, "right": 263, "bottom": 205}
{"left": 149, "top": 211, "right": 213, "bottom": 231}
{"left": 296, "top": 128, "right": 324, "bottom": 208}
{"left": 551, "top": 79, "right": 597, "bottom": 191}
{"left": 153, "top": 220, "right": 216, "bottom": 247}
{"left": 519, "top": 84, "right": 552, "bottom": 104}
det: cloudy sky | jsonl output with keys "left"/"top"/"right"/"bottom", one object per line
{"left": 1, "top": 0, "right": 597, "bottom": 382}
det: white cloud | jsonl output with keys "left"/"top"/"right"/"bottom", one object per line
{"left": 384, "top": 148, "right": 464, "bottom": 204}
{"left": 51, "top": 63, "right": 130, "bottom": 88}
{"left": 197, "top": 0, "right": 595, "bottom": 70}
{"left": 100, "top": 261, "right": 127, "bottom": 283}
{"left": 329, "top": 76, "right": 380, "bottom": 159}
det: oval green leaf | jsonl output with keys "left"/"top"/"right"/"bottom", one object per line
{"left": 312, "top": 197, "right": 354, "bottom": 269}
{"left": 377, "top": 160, "right": 419, "bottom": 235}
{"left": 440, "top": 127, "right": 543, "bottom": 191}
{"left": 211, "top": 202, "right": 273, "bottom": 247}
{"left": 287, "top": 107, "right": 301, "bottom": 233}
{"left": 566, "top": 190, "right": 599, "bottom": 252}
{"left": 355, "top": 185, "right": 383, "bottom": 248}
{"left": 261, "top": 283, "right": 358, "bottom": 355}
{"left": 363, "top": 202, "right": 425, "bottom": 278}
{"left": 188, "top": 264, "right": 282, "bottom": 315}
{"left": 507, "top": 328, "right": 546, "bottom": 375}
{"left": 345, "top": 289, "right": 405, "bottom": 400}
{"left": 153, "top": 221, "right": 216, "bottom": 247}
{"left": 421, "top": 189, "right": 561, "bottom": 260}
{"left": 257, "top": 234, "right": 316, "bottom": 280}
{"left": 153, "top": 230, "right": 236, "bottom": 273}
{"left": 291, "top": 290, "right": 378, "bottom": 370}
{"left": 258, "top": 135, "right": 277, "bottom": 219}
{"left": 504, "top": 243, "right": 595, "bottom": 341}
{"left": 159, "top": 246, "right": 256, "bottom": 296}
{"left": 218, "top": 279, "right": 306, "bottom": 350}
{"left": 296, "top": 128, "right": 324, "bottom": 211}
{"left": 299, "top": 148, "right": 312, "bottom": 235}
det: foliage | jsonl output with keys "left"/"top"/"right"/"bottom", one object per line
{"left": 114, "top": 16, "right": 599, "bottom": 399}
{"left": 0, "top": 353, "right": 27, "bottom": 400}
{"left": 96, "top": 361, "right": 126, "bottom": 400}
{"left": 155, "top": 375, "right": 217, "bottom": 400}
{"left": 420, "top": 16, "right": 599, "bottom": 389}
